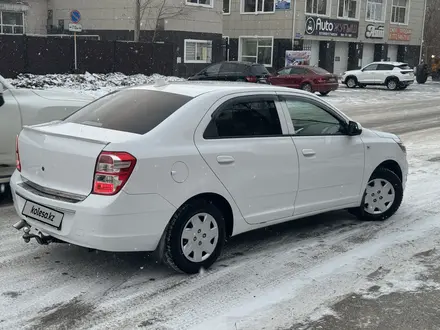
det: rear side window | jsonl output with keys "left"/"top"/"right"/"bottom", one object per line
{"left": 310, "top": 67, "right": 329, "bottom": 75}
{"left": 250, "top": 65, "right": 269, "bottom": 75}
{"left": 377, "top": 64, "right": 394, "bottom": 70}
{"left": 219, "top": 62, "right": 249, "bottom": 74}
{"left": 64, "top": 89, "right": 193, "bottom": 134}
{"left": 204, "top": 96, "right": 282, "bottom": 139}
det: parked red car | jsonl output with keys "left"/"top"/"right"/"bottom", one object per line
{"left": 268, "top": 65, "right": 339, "bottom": 95}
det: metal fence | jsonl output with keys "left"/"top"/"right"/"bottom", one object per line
{"left": 0, "top": 34, "right": 176, "bottom": 78}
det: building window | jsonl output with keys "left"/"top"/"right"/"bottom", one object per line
{"left": 186, "top": 0, "right": 213, "bottom": 8}
{"left": 305, "top": 0, "right": 329, "bottom": 15}
{"left": 0, "top": 11, "right": 24, "bottom": 34}
{"left": 366, "top": 0, "right": 385, "bottom": 21}
{"left": 338, "top": 0, "right": 358, "bottom": 19}
{"left": 242, "top": 0, "right": 275, "bottom": 13}
{"left": 239, "top": 37, "right": 273, "bottom": 67}
{"left": 184, "top": 39, "right": 212, "bottom": 63}
{"left": 391, "top": 0, "right": 407, "bottom": 24}
{"left": 223, "top": 0, "right": 231, "bottom": 13}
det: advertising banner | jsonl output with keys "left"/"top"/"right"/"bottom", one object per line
{"left": 305, "top": 16, "right": 359, "bottom": 38}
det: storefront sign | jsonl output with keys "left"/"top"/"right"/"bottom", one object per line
{"left": 389, "top": 27, "right": 412, "bottom": 41}
{"left": 365, "top": 24, "right": 384, "bottom": 39}
{"left": 305, "top": 16, "right": 359, "bottom": 38}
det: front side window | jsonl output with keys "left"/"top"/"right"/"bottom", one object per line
{"left": 184, "top": 40, "right": 212, "bottom": 64}
{"left": 186, "top": 0, "right": 213, "bottom": 7}
{"left": 204, "top": 97, "right": 282, "bottom": 138}
{"left": 64, "top": 89, "right": 193, "bottom": 135}
{"left": 1, "top": 11, "right": 25, "bottom": 34}
{"left": 306, "top": 0, "right": 328, "bottom": 15}
{"left": 338, "top": 0, "right": 358, "bottom": 19}
{"left": 242, "top": 0, "right": 275, "bottom": 13}
{"left": 204, "top": 63, "right": 222, "bottom": 76}
{"left": 363, "top": 64, "right": 378, "bottom": 71}
{"left": 366, "top": 0, "right": 385, "bottom": 21}
{"left": 240, "top": 37, "right": 273, "bottom": 67}
{"left": 284, "top": 99, "right": 343, "bottom": 136}
{"left": 391, "top": 0, "right": 407, "bottom": 23}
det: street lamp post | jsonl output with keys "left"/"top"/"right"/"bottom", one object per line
{"left": 419, "top": 0, "right": 428, "bottom": 64}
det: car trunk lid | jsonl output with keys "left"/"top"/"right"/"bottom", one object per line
{"left": 18, "top": 122, "right": 139, "bottom": 197}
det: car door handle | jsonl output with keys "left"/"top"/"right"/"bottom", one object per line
{"left": 217, "top": 155, "right": 235, "bottom": 165}
{"left": 302, "top": 149, "right": 316, "bottom": 157}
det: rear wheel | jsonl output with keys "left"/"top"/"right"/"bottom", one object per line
{"left": 346, "top": 77, "right": 357, "bottom": 88}
{"left": 163, "top": 199, "right": 226, "bottom": 274}
{"left": 386, "top": 78, "right": 399, "bottom": 90}
{"left": 351, "top": 168, "right": 403, "bottom": 221}
{"left": 301, "top": 83, "right": 313, "bottom": 93}
{"left": 319, "top": 91, "right": 330, "bottom": 96}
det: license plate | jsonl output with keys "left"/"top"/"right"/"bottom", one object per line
{"left": 329, "top": 78, "right": 336, "bottom": 82}
{"left": 22, "top": 200, "right": 64, "bottom": 229}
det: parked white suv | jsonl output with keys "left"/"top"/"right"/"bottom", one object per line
{"left": 10, "top": 82, "right": 408, "bottom": 274}
{"left": 341, "top": 62, "right": 415, "bottom": 90}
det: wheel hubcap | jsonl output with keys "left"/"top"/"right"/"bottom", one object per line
{"left": 181, "top": 213, "right": 219, "bottom": 263}
{"left": 389, "top": 81, "right": 397, "bottom": 89}
{"left": 364, "top": 179, "right": 395, "bottom": 215}
{"left": 347, "top": 79, "right": 355, "bottom": 87}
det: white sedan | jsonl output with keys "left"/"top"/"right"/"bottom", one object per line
{"left": 10, "top": 81, "right": 408, "bottom": 274}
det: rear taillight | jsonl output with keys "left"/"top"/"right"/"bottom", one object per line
{"left": 245, "top": 76, "right": 257, "bottom": 83}
{"left": 316, "top": 78, "right": 326, "bottom": 83}
{"left": 92, "top": 151, "right": 136, "bottom": 195}
{"left": 16, "top": 135, "right": 21, "bottom": 172}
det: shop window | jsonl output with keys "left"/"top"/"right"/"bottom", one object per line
{"left": 184, "top": 40, "right": 212, "bottom": 63}
{"left": 338, "top": 0, "right": 359, "bottom": 19}
{"left": 366, "top": 0, "right": 386, "bottom": 21}
{"left": 391, "top": 0, "right": 408, "bottom": 24}
{"left": 242, "top": 0, "right": 275, "bottom": 13}
{"left": 239, "top": 37, "right": 273, "bottom": 67}
{"left": 305, "top": 0, "right": 329, "bottom": 15}
{"left": 186, "top": 0, "right": 213, "bottom": 8}
{"left": 0, "top": 11, "right": 24, "bottom": 34}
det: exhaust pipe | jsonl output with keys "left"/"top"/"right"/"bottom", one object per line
{"left": 13, "top": 219, "right": 27, "bottom": 230}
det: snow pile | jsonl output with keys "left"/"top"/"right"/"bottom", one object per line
{"left": 7, "top": 72, "right": 186, "bottom": 96}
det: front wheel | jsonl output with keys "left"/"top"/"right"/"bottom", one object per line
{"left": 351, "top": 168, "right": 403, "bottom": 221}
{"left": 163, "top": 199, "right": 226, "bottom": 274}
{"left": 346, "top": 77, "right": 357, "bottom": 88}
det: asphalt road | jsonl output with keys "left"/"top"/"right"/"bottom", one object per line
{"left": 1, "top": 84, "right": 440, "bottom": 330}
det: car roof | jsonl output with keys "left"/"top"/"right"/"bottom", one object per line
{"left": 370, "top": 61, "right": 408, "bottom": 66}
{"left": 130, "top": 81, "right": 313, "bottom": 98}
{"left": 220, "top": 61, "right": 263, "bottom": 66}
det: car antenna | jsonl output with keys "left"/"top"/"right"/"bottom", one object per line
{"left": 154, "top": 77, "right": 168, "bottom": 87}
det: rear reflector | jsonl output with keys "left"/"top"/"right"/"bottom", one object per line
{"left": 16, "top": 135, "right": 21, "bottom": 172}
{"left": 92, "top": 151, "right": 136, "bottom": 195}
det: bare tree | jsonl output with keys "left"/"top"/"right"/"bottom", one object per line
{"left": 134, "top": 0, "right": 188, "bottom": 42}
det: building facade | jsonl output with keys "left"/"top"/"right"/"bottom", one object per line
{"left": 0, "top": 0, "right": 224, "bottom": 76}
{"left": 223, "top": 0, "right": 425, "bottom": 74}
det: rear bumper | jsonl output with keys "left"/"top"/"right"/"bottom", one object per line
{"left": 313, "top": 83, "right": 339, "bottom": 92}
{"left": 10, "top": 171, "right": 176, "bottom": 252}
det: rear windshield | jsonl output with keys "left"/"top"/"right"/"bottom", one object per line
{"left": 64, "top": 89, "right": 193, "bottom": 134}
{"left": 396, "top": 64, "right": 411, "bottom": 70}
{"left": 250, "top": 65, "right": 270, "bottom": 75}
{"left": 310, "top": 67, "right": 329, "bottom": 74}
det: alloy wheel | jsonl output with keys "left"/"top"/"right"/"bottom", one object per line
{"left": 364, "top": 178, "right": 396, "bottom": 215}
{"left": 347, "top": 78, "right": 356, "bottom": 88}
{"left": 180, "top": 213, "right": 219, "bottom": 263}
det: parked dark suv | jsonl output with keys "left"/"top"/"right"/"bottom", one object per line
{"left": 188, "top": 61, "right": 270, "bottom": 83}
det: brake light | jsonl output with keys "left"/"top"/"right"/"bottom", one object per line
{"left": 316, "top": 78, "right": 326, "bottom": 83}
{"left": 245, "top": 76, "right": 257, "bottom": 83}
{"left": 92, "top": 152, "right": 136, "bottom": 195}
{"left": 16, "top": 135, "right": 21, "bottom": 172}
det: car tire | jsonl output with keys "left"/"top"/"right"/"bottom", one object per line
{"left": 386, "top": 78, "right": 399, "bottom": 90}
{"left": 350, "top": 167, "right": 403, "bottom": 222}
{"left": 345, "top": 77, "right": 357, "bottom": 88}
{"left": 319, "top": 91, "right": 330, "bottom": 96}
{"left": 163, "top": 199, "right": 226, "bottom": 274}
{"left": 301, "top": 83, "right": 313, "bottom": 93}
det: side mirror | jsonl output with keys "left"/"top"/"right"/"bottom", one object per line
{"left": 0, "top": 84, "right": 4, "bottom": 107}
{"left": 346, "top": 121, "right": 362, "bottom": 136}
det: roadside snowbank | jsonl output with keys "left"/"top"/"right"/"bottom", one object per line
{"left": 7, "top": 72, "right": 186, "bottom": 97}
